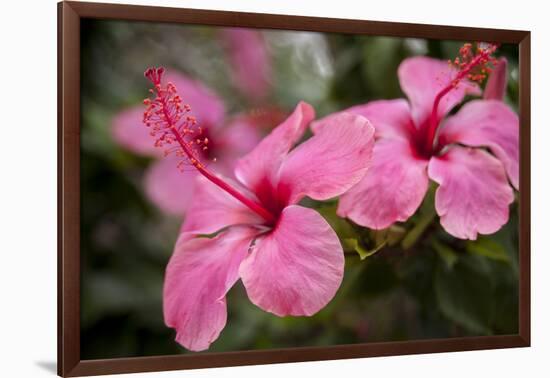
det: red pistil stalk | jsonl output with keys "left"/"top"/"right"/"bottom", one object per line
{"left": 143, "top": 67, "right": 275, "bottom": 224}
{"left": 425, "top": 43, "right": 499, "bottom": 153}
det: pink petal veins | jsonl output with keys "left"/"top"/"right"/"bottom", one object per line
{"left": 278, "top": 112, "right": 375, "bottom": 204}
{"left": 428, "top": 146, "right": 514, "bottom": 240}
{"left": 239, "top": 205, "right": 344, "bottom": 317}
{"left": 164, "top": 227, "right": 257, "bottom": 351}
{"left": 234, "top": 101, "right": 315, "bottom": 193}
{"left": 438, "top": 99, "right": 519, "bottom": 189}
{"left": 338, "top": 139, "right": 429, "bottom": 229}
{"left": 313, "top": 99, "right": 414, "bottom": 141}
{"left": 181, "top": 175, "right": 263, "bottom": 235}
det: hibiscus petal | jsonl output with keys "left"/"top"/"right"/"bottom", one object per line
{"left": 483, "top": 58, "right": 508, "bottom": 101}
{"left": 239, "top": 205, "right": 344, "bottom": 316}
{"left": 165, "top": 71, "right": 226, "bottom": 130}
{"left": 164, "top": 227, "right": 256, "bottom": 351}
{"left": 313, "top": 99, "right": 414, "bottom": 141}
{"left": 234, "top": 102, "right": 315, "bottom": 191}
{"left": 337, "top": 139, "right": 429, "bottom": 229}
{"left": 278, "top": 112, "right": 375, "bottom": 204}
{"left": 438, "top": 99, "right": 519, "bottom": 189}
{"left": 112, "top": 106, "right": 160, "bottom": 157}
{"left": 221, "top": 28, "right": 271, "bottom": 100}
{"left": 181, "top": 175, "right": 263, "bottom": 235}
{"left": 144, "top": 157, "right": 197, "bottom": 216}
{"left": 398, "top": 56, "right": 480, "bottom": 126}
{"left": 428, "top": 146, "right": 514, "bottom": 240}
{"left": 217, "top": 115, "right": 262, "bottom": 161}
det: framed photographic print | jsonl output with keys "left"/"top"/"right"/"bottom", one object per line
{"left": 58, "top": 1, "right": 530, "bottom": 376}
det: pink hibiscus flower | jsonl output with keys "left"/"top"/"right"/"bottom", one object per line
{"left": 317, "top": 43, "right": 518, "bottom": 240}
{"left": 141, "top": 67, "right": 375, "bottom": 351}
{"left": 112, "top": 70, "right": 262, "bottom": 216}
{"left": 221, "top": 28, "right": 272, "bottom": 101}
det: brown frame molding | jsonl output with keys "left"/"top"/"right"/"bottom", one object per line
{"left": 58, "top": 1, "right": 531, "bottom": 376}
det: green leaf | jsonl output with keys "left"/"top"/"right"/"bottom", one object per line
{"left": 344, "top": 238, "right": 385, "bottom": 260}
{"left": 401, "top": 210, "right": 436, "bottom": 250}
{"left": 434, "top": 256, "right": 494, "bottom": 335}
{"left": 432, "top": 240, "right": 459, "bottom": 269}
{"left": 466, "top": 237, "right": 510, "bottom": 263}
{"left": 371, "top": 225, "right": 406, "bottom": 247}
{"left": 401, "top": 184, "right": 436, "bottom": 250}
{"left": 318, "top": 204, "right": 357, "bottom": 240}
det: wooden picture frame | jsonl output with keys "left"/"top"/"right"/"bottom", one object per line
{"left": 58, "top": 1, "right": 531, "bottom": 376}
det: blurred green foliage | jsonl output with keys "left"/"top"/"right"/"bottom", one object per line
{"left": 80, "top": 19, "right": 519, "bottom": 359}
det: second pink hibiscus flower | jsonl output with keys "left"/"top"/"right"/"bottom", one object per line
{"left": 317, "top": 43, "right": 519, "bottom": 240}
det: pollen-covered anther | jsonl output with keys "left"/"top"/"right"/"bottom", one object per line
{"left": 142, "top": 66, "right": 208, "bottom": 170}
{"left": 450, "top": 42, "right": 499, "bottom": 84}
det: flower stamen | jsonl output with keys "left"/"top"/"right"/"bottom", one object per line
{"left": 143, "top": 67, "right": 276, "bottom": 224}
{"left": 425, "top": 42, "right": 499, "bottom": 153}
